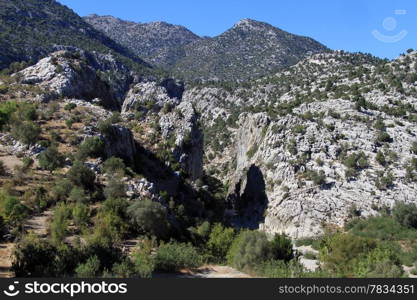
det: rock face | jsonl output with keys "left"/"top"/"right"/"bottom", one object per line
{"left": 84, "top": 15, "right": 201, "bottom": 68}
{"left": 183, "top": 51, "right": 417, "bottom": 238}
{"left": 18, "top": 48, "right": 133, "bottom": 109}
{"left": 102, "top": 125, "right": 137, "bottom": 165}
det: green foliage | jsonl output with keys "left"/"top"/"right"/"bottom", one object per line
{"left": 102, "top": 157, "right": 126, "bottom": 176}
{"left": 0, "top": 101, "right": 17, "bottom": 130}
{"left": 112, "top": 258, "right": 135, "bottom": 278}
{"left": 155, "top": 242, "right": 202, "bottom": 272}
{"left": 319, "top": 233, "right": 377, "bottom": 277}
{"left": 0, "top": 191, "right": 28, "bottom": 225}
{"left": 10, "top": 120, "right": 41, "bottom": 146}
{"left": 50, "top": 203, "right": 70, "bottom": 244}
{"left": 411, "top": 141, "right": 417, "bottom": 155}
{"left": 67, "top": 161, "right": 96, "bottom": 190}
{"left": 246, "top": 144, "right": 259, "bottom": 159}
{"left": 376, "top": 131, "right": 393, "bottom": 144}
{"left": 38, "top": 145, "right": 65, "bottom": 171}
{"left": 75, "top": 255, "right": 101, "bottom": 278}
{"left": 132, "top": 241, "right": 155, "bottom": 278}
{"left": 64, "top": 103, "right": 77, "bottom": 111}
{"left": 353, "top": 247, "right": 403, "bottom": 277}
{"left": 77, "top": 137, "right": 104, "bottom": 160}
{"left": 305, "top": 169, "right": 326, "bottom": 185}
{"left": 392, "top": 202, "right": 417, "bottom": 229}
{"left": 227, "top": 230, "right": 273, "bottom": 271}
{"left": 270, "top": 233, "right": 294, "bottom": 262}
{"left": 127, "top": 198, "right": 169, "bottom": 239}
{"left": 72, "top": 203, "right": 89, "bottom": 227}
{"left": 104, "top": 178, "right": 126, "bottom": 200}
{"left": 207, "top": 223, "right": 236, "bottom": 263}
{"left": 68, "top": 187, "right": 89, "bottom": 204}
{"left": 51, "top": 179, "right": 74, "bottom": 202}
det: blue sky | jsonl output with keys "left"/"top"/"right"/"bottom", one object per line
{"left": 58, "top": 0, "right": 416, "bottom": 59}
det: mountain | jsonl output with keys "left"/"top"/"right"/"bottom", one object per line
{"left": 173, "top": 19, "right": 329, "bottom": 81}
{"left": 84, "top": 14, "right": 201, "bottom": 68}
{"left": 86, "top": 16, "right": 329, "bottom": 81}
{"left": 0, "top": 0, "right": 150, "bottom": 71}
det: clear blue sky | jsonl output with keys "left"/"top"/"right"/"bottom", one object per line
{"left": 58, "top": 0, "right": 416, "bottom": 59}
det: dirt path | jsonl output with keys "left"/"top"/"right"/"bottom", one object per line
{"left": 155, "top": 265, "right": 251, "bottom": 278}
{"left": 0, "top": 243, "right": 14, "bottom": 278}
{"left": 23, "top": 209, "right": 53, "bottom": 237}
{"left": 0, "top": 209, "right": 53, "bottom": 278}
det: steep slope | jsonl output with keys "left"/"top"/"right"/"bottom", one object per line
{"left": 183, "top": 50, "right": 417, "bottom": 237}
{"left": 173, "top": 19, "right": 329, "bottom": 81}
{"left": 0, "top": 0, "right": 150, "bottom": 70}
{"left": 84, "top": 14, "right": 201, "bottom": 68}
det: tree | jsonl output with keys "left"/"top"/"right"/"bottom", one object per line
{"left": 50, "top": 203, "right": 70, "bottom": 244}
{"left": 68, "top": 187, "right": 88, "bottom": 203}
{"left": 77, "top": 137, "right": 104, "bottom": 160}
{"left": 270, "top": 233, "right": 294, "bottom": 262}
{"left": 155, "top": 242, "right": 202, "bottom": 272}
{"left": 104, "top": 178, "right": 126, "bottom": 199}
{"left": 227, "top": 230, "right": 273, "bottom": 271}
{"left": 0, "top": 192, "right": 28, "bottom": 225}
{"left": 67, "top": 161, "right": 96, "bottom": 190}
{"left": 127, "top": 198, "right": 169, "bottom": 239}
{"left": 392, "top": 202, "right": 417, "bottom": 229}
{"left": 38, "top": 145, "right": 65, "bottom": 172}
{"left": 207, "top": 223, "right": 235, "bottom": 262}
{"left": 10, "top": 121, "right": 41, "bottom": 146}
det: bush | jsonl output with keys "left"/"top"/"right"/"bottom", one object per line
{"left": 411, "top": 142, "right": 417, "bottom": 155}
{"left": 75, "top": 255, "right": 101, "bottom": 278}
{"left": 12, "top": 235, "right": 57, "bottom": 277}
{"left": 51, "top": 179, "right": 74, "bottom": 202}
{"left": 102, "top": 157, "right": 126, "bottom": 176}
{"left": 132, "top": 240, "right": 155, "bottom": 278}
{"left": 77, "top": 137, "right": 104, "bottom": 160}
{"left": 207, "top": 223, "right": 236, "bottom": 262}
{"left": 392, "top": 202, "right": 417, "bottom": 229}
{"left": 376, "top": 132, "right": 393, "bottom": 144}
{"left": 38, "top": 145, "right": 65, "bottom": 172}
{"left": 353, "top": 247, "right": 403, "bottom": 278}
{"left": 270, "top": 233, "right": 294, "bottom": 262}
{"left": 127, "top": 198, "right": 169, "bottom": 239}
{"left": 68, "top": 187, "right": 89, "bottom": 203}
{"left": 0, "top": 191, "right": 28, "bottom": 225}
{"left": 67, "top": 161, "right": 96, "bottom": 191}
{"left": 155, "top": 242, "right": 202, "bottom": 272}
{"left": 256, "top": 260, "right": 307, "bottom": 278}
{"left": 72, "top": 203, "right": 89, "bottom": 227}
{"left": 112, "top": 258, "right": 135, "bottom": 278}
{"left": 10, "top": 121, "right": 41, "bottom": 146}
{"left": 104, "top": 178, "right": 126, "bottom": 199}
{"left": 319, "top": 233, "right": 376, "bottom": 277}
{"left": 227, "top": 230, "right": 273, "bottom": 271}
{"left": 50, "top": 203, "right": 70, "bottom": 244}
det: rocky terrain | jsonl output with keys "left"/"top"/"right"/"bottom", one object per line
{"left": 86, "top": 16, "right": 329, "bottom": 81}
{"left": 84, "top": 15, "right": 201, "bottom": 68}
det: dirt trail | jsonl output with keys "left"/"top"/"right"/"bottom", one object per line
{"left": 0, "top": 209, "right": 53, "bottom": 278}
{"left": 155, "top": 265, "right": 251, "bottom": 278}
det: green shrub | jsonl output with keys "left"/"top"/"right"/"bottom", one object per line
{"left": 392, "top": 202, "right": 417, "bottom": 229}
{"left": 50, "top": 203, "right": 70, "bottom": 244}
{"left": 411, "top": 142, "right": 417, "bottom": 155}
{"left": 75, "top": 255, "right": 101, "bottom": 278}
{"left": 102, "top": 157, "right": 126, "bottom": 176}
{"left": 12, "top": 235, "right": 58, "bottom": 277}
{"left": 227, "top": 230, "right": 273, "bottom": 271}
{"left": 77, "top": 137, "right": 104, "bottom": 160}
{"left": 270, "top": 233, "right": 294, "bottom": 262}
{"left": 38, "top": 145, "right": 65, "bottom": 171}
{"left": 51, "top": 179, "right": 74, "bottom": 202}
{"left": 0, "top": 101, "right": 17, "bottom": 130}
{"left": 104, "top": 178, "right": 126, "bottom": 199}
{"left": 64, "top": 103, "right": 77, "bottom": 111}
{"left": 112, "top": 258, "right": 135, "bottom": 278}
{"left": 67, "top": 161, "right": 96, "bottom": 190}
{"left": 353, "top": 247, "right": 403, "bottom": 278}
{"left": 319, "top": 233, "right": 377, "bottom": 277}
{"left": 127, "top": 198, "right": 169, "bottom": 239}
{"left": 256, "top": 260, "right": 307, "bottom": 278}
{"left": 10, "top": 121, "right": 41, "bottom": 146}
{"left": 68, "top": 186, "right": 89, "bottom": 203}
{"left": 72, "top": 203, "right": 89, "bottom": 227}
{"left": 207, "top": 223, "right": 236, "bottom": 262}
{"left": 132, "top": 242, "right": 155, "bottom": 278}
{"left": 155, "top": 242, "right": 202, "bottom": 272}
{"left": 0, "top": 191, "right": 28, "bottom": 225}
